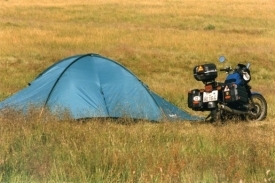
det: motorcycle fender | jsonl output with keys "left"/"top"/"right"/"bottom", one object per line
{"left": 251, "top": 92, "right": 263, "bottom": 96}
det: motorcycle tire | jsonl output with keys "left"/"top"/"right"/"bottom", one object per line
{"left": 248, "top": 93, "right": 267, "bottom": 121}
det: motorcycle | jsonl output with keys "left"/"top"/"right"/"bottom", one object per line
{"left": 188, "top": 56, "right": 267, "bottom": 122}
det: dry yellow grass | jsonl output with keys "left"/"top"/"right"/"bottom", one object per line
{"left": 1, "top": 0, "right": 274, "bottom": 115}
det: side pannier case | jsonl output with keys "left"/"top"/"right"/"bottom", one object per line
{"left": 193, "top": 64, "right": 217, "bottom": 82}
{"left": 188, "top": 89, "right": 204, "bottom": 111}
{"left": 224, "top": 84, "right": 248, "bottom": 104}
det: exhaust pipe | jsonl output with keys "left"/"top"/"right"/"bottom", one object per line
{"left": 221, "top": 105, "right": 248, "bottom": 115}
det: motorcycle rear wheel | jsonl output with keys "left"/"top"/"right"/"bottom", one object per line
{"left": 248, "top": 93, "right": 267, "bottom": 121}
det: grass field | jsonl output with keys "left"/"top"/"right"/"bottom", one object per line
{"left": 1, "top": 0, "right": 275, "bottom": 182}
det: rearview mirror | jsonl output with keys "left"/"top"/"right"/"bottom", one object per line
{"left": 246, "top": 63, "right": 250, "bottom": 69}
{"left": 219, "top": 56, "right": 226, "bottom": 63}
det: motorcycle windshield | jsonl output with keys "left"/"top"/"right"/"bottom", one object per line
{"left": 225, "top": 73, "right": 244, "bottom": 85}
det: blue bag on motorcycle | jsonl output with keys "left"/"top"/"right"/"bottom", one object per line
{"left": 224, "top": 66, "right": 249, "bottom": 104}
{"left": 193, "top": 64, "right": 217, "bottom": 82}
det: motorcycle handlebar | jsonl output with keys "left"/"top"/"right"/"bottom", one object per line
{"left": 220, "top": 67, "right": 233, "bottom": 72}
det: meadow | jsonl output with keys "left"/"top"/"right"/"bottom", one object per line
{"left": 0, "top": 0, "right": 275, "bottom": 182}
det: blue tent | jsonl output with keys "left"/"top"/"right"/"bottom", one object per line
{"left": 0, "top": 53, "right": 199, "bottom": 121}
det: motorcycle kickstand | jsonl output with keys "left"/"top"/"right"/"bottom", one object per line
{"left": 205, "top": 113, "right": 212, "bottom": 121}
{"left": 205, "top": 109, "right": 220, "bottom": 123}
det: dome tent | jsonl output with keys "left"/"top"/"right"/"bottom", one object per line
{"left": 0, "top": 53, "right": 199, "bottom": 121}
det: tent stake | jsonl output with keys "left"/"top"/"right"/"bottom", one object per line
{"left": 39, "top": 107, "right": 44, "bottom": 118}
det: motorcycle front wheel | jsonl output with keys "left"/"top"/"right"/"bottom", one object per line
{"left": 248, "top": 93, "right": 267, "bottom": 121}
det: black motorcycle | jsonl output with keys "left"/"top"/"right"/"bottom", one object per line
{"left": 188, "top": 56, "right": 267, "bottom": 122}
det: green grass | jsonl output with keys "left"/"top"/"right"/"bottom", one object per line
{"left": 1, "top": 116, "right": 275, "bottom": 182}
{"left": 0, "top": 0, "right": 275, "bottom": 182}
